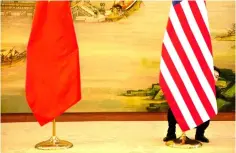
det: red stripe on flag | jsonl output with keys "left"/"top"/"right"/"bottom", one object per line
{"left": 162, "top": 44, "right": 203, "bottom": 125}
{"left": 167, "top": 18, "right": 216, "bottom": 119}
{"left": 159, "top": 74, "right": 190, "bottom": 131}
{"left": 189, "top": 1, "right": 213, "bottom": 54}
{"left": 175, "top": 4, "right": 215, "bottom": 94}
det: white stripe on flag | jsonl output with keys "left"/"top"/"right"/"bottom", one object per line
{"left": 195, "top": 0, "right": 210, "bottom": 31}
{"left": 181, "top": 0, "right": 214, "bottom": 74}
{"left": 160, "top": 58, "right": 196, "bottom": 129}
{"left": 163, "top": 32, "right": 210, "bottom": 122}
{"left": 169, "top": 6, "right": 217, "bottom": 114}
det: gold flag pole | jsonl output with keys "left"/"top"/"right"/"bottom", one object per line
{"left": 35, "top": 119, "right": 73, "bottom": 150}
{"left": 53, "top": 119, "right": 56, "bottom": 137}
{"left": 165, "top": 132, "right": 202, "bottom": 149}
{"left": 33, "top": 0, "right": 74, "bottom": 150}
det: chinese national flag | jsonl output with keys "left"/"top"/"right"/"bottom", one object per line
{"left": 25, "top": 1, "right": 81, "bottom": 126}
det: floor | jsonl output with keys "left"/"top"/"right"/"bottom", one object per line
{"left": 1, "top": 121, "right": 235, "bottom": 153}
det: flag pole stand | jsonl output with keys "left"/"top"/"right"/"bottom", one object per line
{"left": 165, "top": 132, "right": 202, "bottom": 149}
{"left": 35, "top": 119, "right": 73, "bottom": 150}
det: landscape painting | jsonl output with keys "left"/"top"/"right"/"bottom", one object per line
{"left": 1, "top": 1, "right": 235, "bottom": 113}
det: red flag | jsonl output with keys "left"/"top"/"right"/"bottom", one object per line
{"left": 159, "top": 0, "right": 217, "bottom": 131}
{"left": 26, "top": 1, "right": 81, "bottom": 126}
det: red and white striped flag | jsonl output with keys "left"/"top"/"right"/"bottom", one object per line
{"left": 159, "top": 0, "right": 217, "bottom": 131}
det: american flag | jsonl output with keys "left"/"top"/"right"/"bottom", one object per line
{"left": 159, "top": 0, "right": 217, "bottom": 131}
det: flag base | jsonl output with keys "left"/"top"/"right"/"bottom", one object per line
{"left": 35, "top": 136, "right": 73, "bottom": 150}
{"left": 166, "top": 133, "right": 202, "bottom": 149}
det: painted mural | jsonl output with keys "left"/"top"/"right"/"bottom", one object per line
{"left": 1, "top": 1, "right": 235, "bottom": 113}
